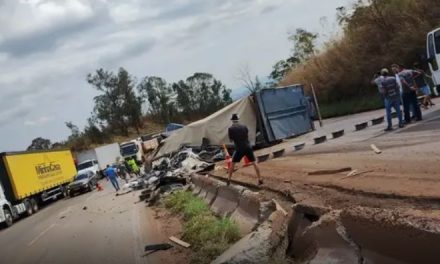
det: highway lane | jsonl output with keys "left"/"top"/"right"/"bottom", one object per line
{"left": 0, "top": 180, "right": 161, "bottom": 264}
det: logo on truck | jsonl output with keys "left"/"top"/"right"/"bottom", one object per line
{"left": 35, "top": 162, "right": 62, "bottom": 178}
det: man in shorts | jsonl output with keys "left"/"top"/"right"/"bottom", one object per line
{"left": 227, "top": 114, "right": 263, "bottom": 186}
{"left": 414, "top": 63, "right": 435, "bottom": 108}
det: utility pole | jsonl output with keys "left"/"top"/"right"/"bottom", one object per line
{"left": 311, "top": 83, "right": 323, "bottom": 127}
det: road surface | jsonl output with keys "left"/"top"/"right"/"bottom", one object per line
{"left": 0, "top": 180, "right": 167, "bottom": 264}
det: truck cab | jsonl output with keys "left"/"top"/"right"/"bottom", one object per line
{"left": 120, "top": 140, "right": 143, "bottom": 163}
{"left": 427, "top": 27, "right": 440, "bottom": 88}
{"left": 76, "top": 159, "right": 99, "bottom": 176}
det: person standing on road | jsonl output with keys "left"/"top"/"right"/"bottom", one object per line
{"left": 379, "top": 68, "right": 404, "bottom": 131}
{"left": 391, "top": 64, "right": 422, "bottom": 123}
{"left": 127, "top": 158, "right": 140, "bottom": 176}
{"left": 227, "top": 114, "right": 263, "bottom": 186}
{"left": 105, "top": 165, "right": 120, "bottom": 192}
{"left": 413, "top": 63, "right": 435, "bottom": 108}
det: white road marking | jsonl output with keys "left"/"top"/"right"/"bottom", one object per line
{"left": 28, "top": 223, "right": 56, "bottom": 247}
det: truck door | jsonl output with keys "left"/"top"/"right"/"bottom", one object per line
{"left": 427, "top": 29, "right": 440, "bottom": 86}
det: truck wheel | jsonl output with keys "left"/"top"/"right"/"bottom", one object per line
{"left": 30, "top": 198, "right": 39, "bottom": 213}
{"left": 24, "top": 200, "right": 33, "bottom": 217}
{"left": 2, "top": 208, "right": 13, "bottom": 228}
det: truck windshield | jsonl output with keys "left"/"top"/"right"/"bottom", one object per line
{"left": 77, "top": 161, "right": 94, "bottom": 170}
{"left": 435, "top": 30, "right": 440, "bottom": 54}
{"left": 121, "top": 144, "right": 137, "bottom": 156}
{"left": 75, "top": 174, "right": 89, "bottom": 181}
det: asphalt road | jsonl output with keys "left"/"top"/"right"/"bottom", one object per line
{"left": 0, "top": 180, "right": 161, "bottom": 264}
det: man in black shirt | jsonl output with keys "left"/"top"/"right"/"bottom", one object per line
{"left": 227, "top": 114, "right": 263, "bottom": 186}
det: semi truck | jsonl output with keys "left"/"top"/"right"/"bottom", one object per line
{"left": 120, "top": 140, "right": 143, "bottom": 163}
{"left": 0, "top": 149, "right": 77, "bottom": 227}
{"left": 427, "top": 27, "right": 440, "bottom": 90}
{"left": 75, "top": 143, "right": 123, "bottom": 176}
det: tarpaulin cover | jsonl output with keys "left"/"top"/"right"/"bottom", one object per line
{"left": 157, "top": 97, "right": 257, "bottom": 156}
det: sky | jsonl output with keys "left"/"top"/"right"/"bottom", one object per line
{"left": 0, "top": 0, "right": 353, "bottom": 151}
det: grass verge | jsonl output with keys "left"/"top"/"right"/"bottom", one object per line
{"left": 164, "top": 191, "right": 240, "bottom": 264}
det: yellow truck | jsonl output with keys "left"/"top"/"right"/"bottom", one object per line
{"left": 0, "top": 149, "right": 76, "bottom": 227}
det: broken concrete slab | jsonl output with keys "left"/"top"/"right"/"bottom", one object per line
{"left": 231, "top": 190, "right": 262, "bottom": 235}
{"left": 211, "top": 184, "right": 244, "bottom": 217}
{"left": 212, "top": 222, "right": 273, "bottom": 264}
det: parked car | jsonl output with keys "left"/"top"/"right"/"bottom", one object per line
{"left": 67, "top": 171, "right": 97, "bottom": 197}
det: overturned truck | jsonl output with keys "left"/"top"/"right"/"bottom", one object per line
{"left": 156, "top": 85, "right": 314, "bottom": 158}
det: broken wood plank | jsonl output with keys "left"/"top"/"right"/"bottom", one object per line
{"left": 340, "top": 170, "right": 374, "bottom": 180}
{"left": 272, "top": 199, "right": 288, "bottom": 216}
{"left": 370, "top": 144, "right": 382, "bottom": 154}
{"left": 169, "top": 236, "right": 191, "bottom": 248}
{"left": 308, "top": 167, "right": 352, "bottom": 176}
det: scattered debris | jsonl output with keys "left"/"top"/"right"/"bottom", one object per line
{"left": 82, "top": 206, "right": 87, "bottom": 210}
{"left": 143, "top": 243, "right": 174, "bottom": 256}
{"left": 272, "top": 199, "right": 288, "bottom": 216}
{"left": 308, "top": 167, "right": 352, "bottom": 176}
{"left": 60, "top": 216, "right": 66, "bottom": 219}
{"left": 341, "top": 170, "right": 374, "bottom": 180}
{"left": 169, "top": 236, "right": 191, "bottom": 248}
{"left": 370, "top": 144, "right": 382, "bottom": 154}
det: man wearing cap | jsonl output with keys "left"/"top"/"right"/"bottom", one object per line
{"left": 228, "top": 114, "right": 263, "bottom": 186}
{"left": 379, "top": 68, "right": 404, "bottom": 131}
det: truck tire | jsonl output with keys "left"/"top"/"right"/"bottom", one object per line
{"left": 24, "top": 200, "right": 33, "bottom": 217}
{"left": 30, "top": 198, "right": 39, "bottom": 213}
{"left": 2, "top": 208, "right": 13, "bottom": 228}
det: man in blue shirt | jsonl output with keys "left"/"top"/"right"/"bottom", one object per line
{"left": 379, "top": 68, "right": 404, "bottom": 131}
{"left": 104, "top": 165, "right": 120, "bottom": 191}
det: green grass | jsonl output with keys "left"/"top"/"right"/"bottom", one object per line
{"left": 164, "top": 191, "right": 240, "bottom": 264}
{"left": 319, "top": 95, "right": 383, "bottom": 119}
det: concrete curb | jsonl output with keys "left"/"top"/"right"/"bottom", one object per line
{"left": 231, "top": 190, "right": 261, "bottom": 235}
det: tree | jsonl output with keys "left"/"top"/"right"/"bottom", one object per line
{"left": 288, "top": 28, "right": 318, "bottom": 62}
{"left": 27, "top": 137, "right": 51, "bottom": 150}
{"left": 236, "top": 64, "right": 265, "bottom": 93}
{"left": 138, "top": 76, "right": 176, "bottom": 123}
{"left": 174, "top": 73, "right": 232, "bottom": 118}
{"left": 270, "top": 56, "right": 300, "bottom": 82}
{"left": 87, "top": 67, "right": 142, "bottom": 136}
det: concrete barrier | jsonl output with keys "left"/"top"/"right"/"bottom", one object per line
{"left": 272, "top": 149, "right": 285, "bottom": 158}
{"left": 355, "top": 122, "right": 368, "bottom": 131}
{"left": 197, "top": 177, "right": 212, "bottom": 200}
{"left": 371, "top": 116, "right": 384, "bottom": 126}
{"left": 331, "top": 130, "right": 344, "bottom": 139}
{"left": 191, "top": 174, "right": 205, "bottom": 195}
{"left": 257, "top": 154, "right": 270, "bottom": 163}
{"left": 211, "top": 185, "right": 244, "bottom": 217}
{"left": 231, "top": 190, "right": 261, "bottom": 235}
{"left": 314, "top": 136, "right": 327, "bottom": 145}
{"left": 294, "top": 143, "right": 306, "bottom": 151}
{"left": 200, "top": 178, "right": 223, "bottom": 205}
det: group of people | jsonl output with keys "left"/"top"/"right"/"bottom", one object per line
{"left": 104, "top": 157, "right": 141, "bottom": 192}
{"left": 372, "top": 63, "right": 434, "bottom": 131}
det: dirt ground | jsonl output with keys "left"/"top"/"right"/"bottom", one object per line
{"left": 146, "top": 207, "right": 192, "bottom": 264}
{"left": 212, "top": 100, "right": 440, "bottom": 213}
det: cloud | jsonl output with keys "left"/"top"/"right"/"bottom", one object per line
{"left": 24, "top": 116, "right": 54, "bottom": 127}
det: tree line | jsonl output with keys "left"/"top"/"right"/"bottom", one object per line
{"left": 279, "top": 0, "right": 440, "bottom": 106}
{"left": 27, "top": 68, "right": 232, "bottom": 151}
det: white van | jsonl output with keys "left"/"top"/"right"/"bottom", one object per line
{"left": 427, "top": 27, "right": 440, "bottom": 89}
